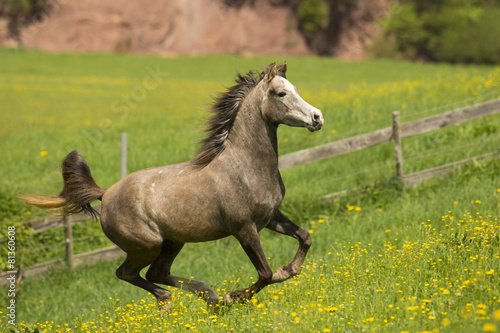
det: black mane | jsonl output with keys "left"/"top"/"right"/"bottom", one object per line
{"left": 192, "top": 63, "right": 287, "bottom": 167}
{"left": 191, "top": 69, "right": 262, "bottom": 167}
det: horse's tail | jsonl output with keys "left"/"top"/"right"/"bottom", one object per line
{"left": 19, "top": 150, "right": 106, "bottom": 220}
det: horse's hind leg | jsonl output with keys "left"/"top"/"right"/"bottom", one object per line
{"left": 116, "top": 254, "right": 173, "bottom": 313}
{"left": 145, "top": 240, "right": 219, "bottom": 308}
{"left": 266, "top": 210, "right": 312, "bottom": 283}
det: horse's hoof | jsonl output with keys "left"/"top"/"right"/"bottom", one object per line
{"left": 223, "top": 290, "right": 250, "bottom": 305}
{"left": 223, "top": 291, "right": 236, "bottom": 305}
{"left": 272, "top": 267, "right": 291, "bottom": 283}
{"left": 158, "top": 300, "right": 173, "bottom": 315}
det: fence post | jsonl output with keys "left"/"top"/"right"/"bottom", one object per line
{"left": 121, "top": 133, "right": 128, "bottom": 179}
{"left": 392, "top": 111, "right": 403, "bottom": 179}
{"left": 64, "top": 215, "right": 74, "bottom": 270}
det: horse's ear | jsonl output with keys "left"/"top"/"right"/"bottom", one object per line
{"left": 277, "top": 61, "right": 287, "bottom": 78}
{"left": 266, "top": 62, "right": 277, "bottom": 83}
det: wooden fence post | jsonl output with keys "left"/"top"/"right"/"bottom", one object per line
{"left": 64, "top": 215, "right": 74, "bottom": 270}
{"left": 121, "top": 133, "right": 128, "bottom": 179}
{"left": 392, "top": 111, "right": 404, "bottom": 179}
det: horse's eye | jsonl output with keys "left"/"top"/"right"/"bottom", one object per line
{"left": 277, "top": 92, "right": 287, "bottom": 98}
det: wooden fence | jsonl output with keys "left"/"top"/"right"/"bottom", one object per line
{"left": 1, "top": 98, "right": 500, "bottom": 285}
{"left": 279, "top": 98, "right": 500, "bottom": 171}
{"left": 0, "top": 207, "right": 124, "bottom": 285}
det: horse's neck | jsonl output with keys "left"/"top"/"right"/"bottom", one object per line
{"left": 225, "top": 95, "right": 279, "bottom": 171}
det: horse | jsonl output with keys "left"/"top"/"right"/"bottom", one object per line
{"left": 20, "top": 62, "right": 324, "bottom": 312}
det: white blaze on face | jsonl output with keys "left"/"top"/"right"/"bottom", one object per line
{"left": 277, "top": 77, "right": 324, "bottom": 132}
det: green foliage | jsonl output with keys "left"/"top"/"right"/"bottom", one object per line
{"left": 432, "top": 7, "right": 500, "bottom": 63}
{"left": 0, "top": 0, "right": 48, "bottom": 19}
{"left": 0, "top": 191, "right": 25, "bottom": 221}
{"left": 379, "top": 0, "right": 500, "bottom": 63}
{"left": 384, "top": 2, "right": 427, "bottom": 54}
{"left": 297, "top": 0, "right": 329, "bottom": 32}
{"left": 0, "top": 190, "right": 32, "bottom": 271}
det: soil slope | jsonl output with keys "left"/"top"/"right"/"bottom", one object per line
{"left": 13, "top": 0, "right": 310, "bottom": 56}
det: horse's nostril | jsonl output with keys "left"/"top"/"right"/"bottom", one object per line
{"left": 313, "top": 112, "right": 320, "bottom": 122}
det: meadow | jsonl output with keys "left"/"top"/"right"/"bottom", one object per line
{"left": 1, "top": 48, "right": 499, "bottom": 200}
{"left": 0, "top": 49, "right": 500, "bottom": 332}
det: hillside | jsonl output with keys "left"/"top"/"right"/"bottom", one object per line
{"left": 0, "top": 0, "right": 388, "bottom": 59}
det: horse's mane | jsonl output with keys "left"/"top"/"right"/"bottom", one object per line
{"left": 192, "top": 63, "right": 286, "bottom": 167}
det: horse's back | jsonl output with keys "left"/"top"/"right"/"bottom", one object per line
{"left": 100, "top": 161, "right": 231, "bottom": 245}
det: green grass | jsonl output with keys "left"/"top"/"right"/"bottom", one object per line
{"left": 2, "top": 159, "right": 500, "bottom": 332}
{"left": 1, "top": 48, "right": 499, "bottom": 198}
{"left": 1, "top": 49, "right": 500, "bottom": 332}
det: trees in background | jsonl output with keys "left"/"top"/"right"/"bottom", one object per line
{"left": 0, "top": 0, "right": 49, "bottom": 43}
{"left": 377, "top": 0, "right": 500, "bottom": 63}
{"left": 297, "top": 0, "right": 500, "bottom": 63}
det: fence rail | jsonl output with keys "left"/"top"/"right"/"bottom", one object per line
{"left": 278, "top": 98, "right": 500, "bottom": 170}
{"left": 26, "top": 206, "right": 102, "bottom": 234}
{"left": 1, "top": 98, "right": 499, "bottom": 285}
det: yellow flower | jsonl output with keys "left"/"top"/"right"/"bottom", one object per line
{"left": 40, "top": 151, "right": 48, "bottom": 157}
{"left": 475, "top": 200, "right": 482, "bottom": 204}
{"left": 323, "top": 329, "right": 331, "bottom": 333}
{"left": 482, "top": 323, "right": 497, "bottom": 332}
{"left": 492, "top": 309, "right": 500, "bottom": 320}
{"left": 442, "top": 318, "right": 451, "bottom": 326}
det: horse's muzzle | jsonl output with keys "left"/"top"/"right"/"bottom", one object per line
{"left": 308, "top": 110, "right": 324, "bottom": 132}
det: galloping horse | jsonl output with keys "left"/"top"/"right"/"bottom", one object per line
{"left": 20, "top": 63, "right": 324, "bottom": 312}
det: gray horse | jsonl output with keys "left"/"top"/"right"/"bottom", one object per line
{"left": 20, "top": 62, "right": 324, "bottom": 312}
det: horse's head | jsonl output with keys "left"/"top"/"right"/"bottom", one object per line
{"left": 260, "top": 62, "right": 323, "bottom": 132}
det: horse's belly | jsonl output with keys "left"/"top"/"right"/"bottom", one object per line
{"left": 148, "top": 195, "right": 231, "bottom": 243}
{"left": 157, "top": 217, "right": 231, "bottom": 243}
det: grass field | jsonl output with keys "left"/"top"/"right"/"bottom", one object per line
{"left": 1, "top": 49, "right": 500, "bottom": 332}
{"left": 1, "top": 48, "right": 499, "bottom": 199}
{"left": 3, "top": 163, "right": 500, "bottom": 333}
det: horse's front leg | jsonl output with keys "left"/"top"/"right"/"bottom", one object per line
{"left": 266, "top": 210, "right": 312, "bottom": 283}
{"left": 224, "top": 223, "right": 273, "bottom": 304}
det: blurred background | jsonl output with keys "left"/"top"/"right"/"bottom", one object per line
{"left": 1, "top": 0, "right": 500, "bottom": 63}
